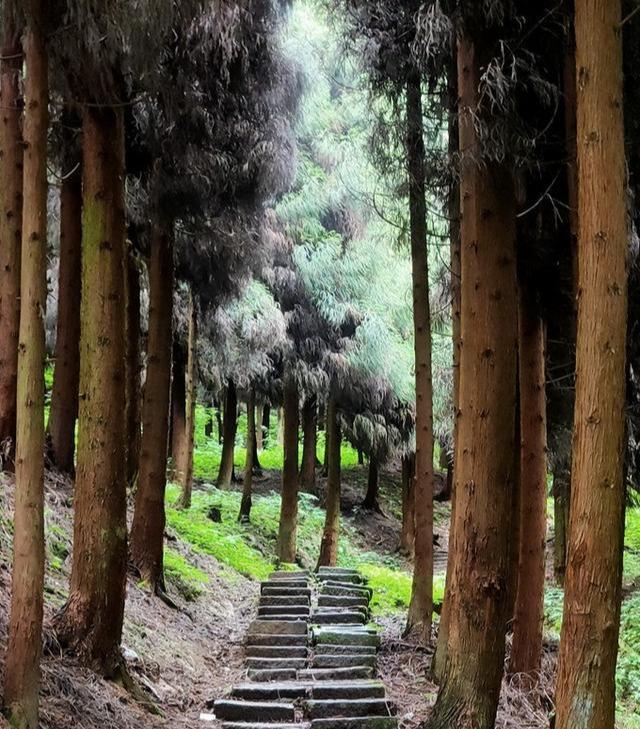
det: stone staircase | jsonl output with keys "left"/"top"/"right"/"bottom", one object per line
{"left": 213, "top": 566, "right": 398, "bottom": 729}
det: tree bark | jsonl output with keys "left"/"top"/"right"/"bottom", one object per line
{"left": 404, "top": 71, "right": 434, "bottom": 645}
{"left": 0, "top": 0, "right": 23, "bottom": 470}
{"left": 300, "top": 395, "right": 317, "bottom": 493}
{"left": 130, "top": 220, "right": 174, "bottom": 590}
{"left": 433, "top": 51, "right": 462, "bottom": 682}
{"left": 124, "top": 244, "right": 141, "bottom": 487}
{"left": 555, "top": 3, "right": 627, "bottom": 727}
{"left": 362, "top": 455, "right": 381, "bottom": 512}
{"left": 428, "top": 34, "right": 518, "bottom": 729}
{"left": 262, "top": 403, "right": 270, "bottom": 448}
{"left": 278, "top": 378, "right": 299, "bottom": 563}
{"left": 553, "top": 467, "right": 570, "bottom": 585}
{"left": 48, "top": 118, "right": 81, "bottom": 474}
{"left": 400, "top": 453, "right": 415, "bottom": 556}
{"left": 3, "top": 5, "right": 46, "bottom": 725}
{"left": 178, "top": 291, "right": 197, "bottom": 509}
{"left": 239, "top": 389, "right": 256, "bottom": 522}
{"left": 216, "top": 379, "right": 237, "bottom": 489}
{"left": 509, "top": 283, "right": 547, "bottom": 678}
{"left": 256, "top": 403, "right": 264, "bottom": 451}
{"left": 317, "top": 398, "right": 341, "bottom": 567}
{"left": 54, "top": 105, "right": 127, "bottom": 677}
{"left": 170, "top": 341, "right": 186, "bottom": 476}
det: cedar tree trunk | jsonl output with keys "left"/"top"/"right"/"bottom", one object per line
{"left": 427, "top": 34, "right": 518, "bottom": 729}
{"left": 216, "top": 379, "right": 237, "bottom": 489}
{"left": 124, "top": 245, "right": 141, "bottom": 487}
{"left": 400, "top": 453, "right": 415, "bottom": 556}
{"left": 178, "top": 291, "right": 197, "bottom": 508}
{"left": 170, "top": 341, "right": 186, "bottom": 476}
{"left": 433, "top": 52, "right": 462, "bottom": 681}
{"left": 553, "top": 467, "right": 570, "bottom": 585}
{"left": 509, "top": 283, "right": 547, "bottom": 678}
{"left": 48, "top": 121, "right": 81, "bottom": 474}
{"left": 0, "top": 1, "right": 23, "bottom": 470}
{"left": 317, "top": 397, "right": 341, "bottom": 567}
{"left": 362, "top": 455, "right": 381, "bottom": 512}
{"left": 3, "top": 5, "right": 47, "bottom": 726}
{"left": 54, "top": 105, "right": 127, "bottom": 677}
{"left": 239, "top": 389, "right": 256, "bottom": 522}
{"left": 405, "top": 70, "right": 435, "bottom": 644}
{"left": 555, "top": 3, "right": 627, "bottom": 727}
{"left": 300, "top": 395, "right": 317, "bottom": 493}
{"left": 277, "top": 378, "right": 299, "bottom": 563}
{"left": 130, "top": 221, "right": 174, "bottom": 589}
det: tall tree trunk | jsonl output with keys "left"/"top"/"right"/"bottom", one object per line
{"left": 317, "top": 398, "right": 341, "bottom": 567}
{"left": 130, "top": 221, "right": 174, "bottom": 590}
{"left": 357, "top": 448, "right": 364, "bottom": 466}
{"left": 216, "top": 379, "right": 237, "bottom": 489}
{"left": 362, "top": 455, "right": 381, "bottom": 512}
{"left": 252, "top": 414, "right": 263, "bottom": 474}
{"left": 553, "top": 467, "right": 570, "bottom": 585}
{"left": 555, "top": 3, "right": 627, "bottom": 727}
{"left": 400, "top": 453, "right": 415, "bottom": 556}
{"left": 3, "top": 5, "right": 46, "bottom": 725}
{"left": 178, "top": 291, "right": 197, "bottom": 509}
{"left": 278, "top": 378, "right": 299, "bottom": 563}
{"left": 0, "top": 1, "right": 23, "bottom": 470}
{"left": 170, "top": 341, "right": 186, "bottom": 477}
{"left": 428, "top": 34, "right": 518, "bottom": 729}
{"left": 433, "top": 51, "right": 462, "bottom": 682}
{"left": 48, "top": 119, "right": 81, "bottom": 474}
{"left": 404, "top": 71, "right": 434, "bottom": 644}
{"left": 124, "top": 245, "right": 141, "bottom": 487}
{"left": 239, "top": 389, "right": 256, "bottom": 522}
{"left": 54, "top": 105, "right": 127, "bottom": 677}
{"left": 256, "top": 403, "right": 264, "bottom": 451}
{"left": 262, "top": 403, "right": 270, "bottom": 448}
{"left": 300, "top": 395, "right": 317, "bottom": 493}
{"left": 509, "top": 283, "right": 547, "bottom": 678}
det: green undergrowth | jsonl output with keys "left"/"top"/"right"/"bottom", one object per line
{"left": 163, "top": 548, "right": 210, "bottom": 601}
{"left": 163, "top": 481, "right": 440, "bottom": 617}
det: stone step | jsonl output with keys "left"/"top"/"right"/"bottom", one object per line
{"left": 246, "top": 645, "right": 308, "bottom": 659}
{"left": 313, "top": 630, "right": 380, "bottom": 647}
{"left": 305, "top": 699, "right": 394, "bottom": 719}
{"left": 223, "top": 724, "right": 310, "bottom": 729}
{"left": 247, "top": 633, "right": 308, "bottom": 647}
{"left": 247, "top": 668, "right": 299, "bottom": 682}
{"left": 311, "top": 681, "right": 386, "bottom": 700}
{"left": 322, "top": 581, "right": 373, "bottom": 597}
{"left": 262, "top": 580, "right": 309, "bottom": 591}
{"left": 257, "top": 613, "right": 312, "bottom": 622}
{"left": 315, "top": 644, "right": 376, "bottom": 656}
{"left": 321, "top": 585, "right": 371, "bottom": 598}
{"left": 317, "top": 567, "right": 361, "bottom": 576}
{"left": 318, "top": 595, "right": 369, "bottom": 609}
{"left": 310, "top": 719, "right": 397, "bottom": 729}
{"left": 315, "top": 606, "right": 367, "bottom": 617}
{"left": 311, "top": 611, "right": 367, "bottom": 625}
{"left": 248, "top": 619, "right": 308, "bottom": 635}
{"left": 214, "top": 700, "right": 295, "bottom": 722}
{"left": 246, "top": 657, "right": 307, "bottom": 670}
{"left": 317, "top": 573, "right": 364, "bottom": 585}
{"left": 262, "top": 586, "right": 313, "bottom": 598}
{"left": 261, "top": 595, "right": 311, "bottom": 607}
{"left": 258, "top": 605, "right": 311, "bottom": 617}
{"left": 231, "top": 682, "right": 310, "bottom": 701}
{"left": 312, "top": 654, "right": 376, "bottom": 669}
{"left": 270, "top": 569, "right": 310, "bottom": 579}
{"left": 298, "top": 666, "right": 374, "bottom": 681}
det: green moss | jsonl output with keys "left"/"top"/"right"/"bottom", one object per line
{"left": 164, "top": 548, "right": 210, "bottom": 601}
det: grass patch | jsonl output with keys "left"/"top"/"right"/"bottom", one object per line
{"left": 163, "top": 548, "right": 210, "bottom": 601}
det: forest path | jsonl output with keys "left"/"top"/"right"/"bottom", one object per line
{"left": 212, "top": 567, "right": 399, "bottom": 728}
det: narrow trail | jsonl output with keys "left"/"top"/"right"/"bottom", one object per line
{"left": 213, "top": 567, "right": 399, "bottom": 728}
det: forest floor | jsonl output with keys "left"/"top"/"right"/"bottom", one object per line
{"left": 0, "top": 417, "right": 639, "bottom": 728}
